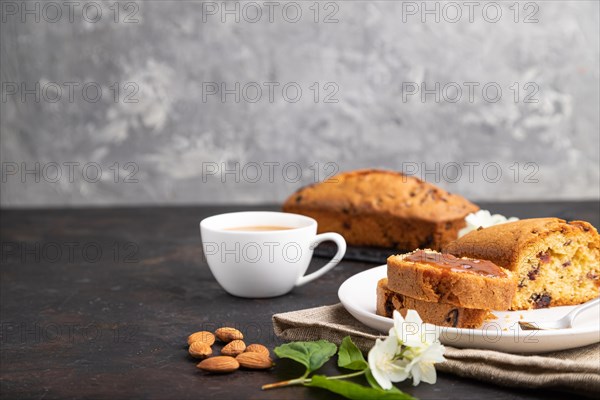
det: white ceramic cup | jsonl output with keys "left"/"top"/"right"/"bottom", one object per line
{"left": 200, "top": 211, "right": 346, "bottom": 298}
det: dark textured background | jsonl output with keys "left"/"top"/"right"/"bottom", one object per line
{"left": 1, "top": 202, "right": 597, "bottom": 399}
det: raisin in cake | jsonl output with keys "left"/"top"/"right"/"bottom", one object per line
{"left": 445, "top": 218, "right": 600, "bottom": 310}
{"left": 376, "top": 278, "right": 490, "bottom": 328}
{"left": 283, "top": 169, "right": 479, "bottom": 251}
{"left": 386, "top": 249, "right": 517, "bottom": 310}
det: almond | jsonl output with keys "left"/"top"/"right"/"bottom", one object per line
{"left": 221, "top": 340, "right": 246, "bottom": 356}
{"left": 187, "top": 331, "right": 215, "bottom": 346}
{"left": 197, "top": 356, "right": 239, "bottom": 373}
{"left": 189, "top": 341, "right": 212, "bottom": 359}
{"left": 215, "top": 327, "right": 243, "bottom": 342}
{"left": 236, "top": 352, "right": 273, "bottom": 370}
{"left": 245, "top": 344, "right": 270, "bottom": 357}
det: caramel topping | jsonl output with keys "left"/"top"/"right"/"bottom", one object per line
{"left": 403, "top": 250, "right": 506, "bottom": 278}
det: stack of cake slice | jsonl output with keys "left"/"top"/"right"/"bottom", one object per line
{"left": 376, "top": 249, "right": 518, "bottom": 328}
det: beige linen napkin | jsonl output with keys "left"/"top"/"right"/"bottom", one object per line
{"left": 273, "top": 304, "right": 600, "bottom": 396}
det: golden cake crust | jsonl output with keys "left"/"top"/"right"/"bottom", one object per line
{"left": 445, "top": 218, "right": 600, "bottom": 309}
{"left": 445, "top": 218, "right": 587, "bottom": 268}
{"left": 282, "top": 169, "right": 479, "bottom": 250}
{"left": 376, "top": 278, "right": 490, "bottom": 329}
{"left": 386, "top": 249, "right": 517, "bottom": 310}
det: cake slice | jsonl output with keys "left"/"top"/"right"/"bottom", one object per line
{"left": 283, "top": 169, "right": 479, "bottom": 251}
{"left": 376, "top": 278, "right": 490, "bottom": 328}
{"left": 386, "top": 249, "right": 517, "bottom": 310}
{"left": 445, "top": 218, "right": 600, "bottom": 310}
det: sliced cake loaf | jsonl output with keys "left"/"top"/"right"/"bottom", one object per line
{"left": 386, "top": 249, "right": 517, "bottom": 310}
{"left": 283, "top": 169, "right": 479, "bottom": 251}
{"left": 376, "top": 278, "right": 490, "bottom": 329}
{"left": 445, "top": 218, "right": 600, "bottom": 310}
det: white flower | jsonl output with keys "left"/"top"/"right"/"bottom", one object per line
{"left": 390, "top": 310, "right": 440, "bottom": 349}
{"left": 458, "top": 210, "right": 519, "bottom": 237}
{"left": 404, "top": 341, "right": 446, "bottom": 385}
{"left": 367, "top": 334, "right": 409, "bottom": 390}
{"left": 389, "top": 310, "right": 446, "bottom": 385}
{"left": 368, "top": 310, "right": 446, "bottom": 389}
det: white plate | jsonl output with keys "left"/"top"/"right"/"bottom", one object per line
{"left": 338, "top": 265, "right": 600, "bottom": 353}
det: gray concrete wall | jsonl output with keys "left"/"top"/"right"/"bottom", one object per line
{"left": 1, "top": 0, "right": 599, "bottom": 207}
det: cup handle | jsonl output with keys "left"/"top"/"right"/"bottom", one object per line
{"left": 295, "top": 232, "right": 347, "bottom": 287}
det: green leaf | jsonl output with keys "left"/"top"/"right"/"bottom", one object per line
{"left": 338, "top": 336, "right": 369, "bottom": 371}
{"left": 307, "top": 375, "right": 417, "bottom": 400}
{"left": 274, "top": 340, "right": 337, "bottom": 374}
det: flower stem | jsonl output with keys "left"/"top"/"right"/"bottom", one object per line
{"left": 261, "top": 377, "right": 308, "bottom": 390}
{"left": 324, "top": 370, "right": 366, "bottom": 380}
{"left": 262, "top": 370, "right": 310, "bottom": 390}
{"left": 262, "top": 370, "right": 367, "bottom": 390}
